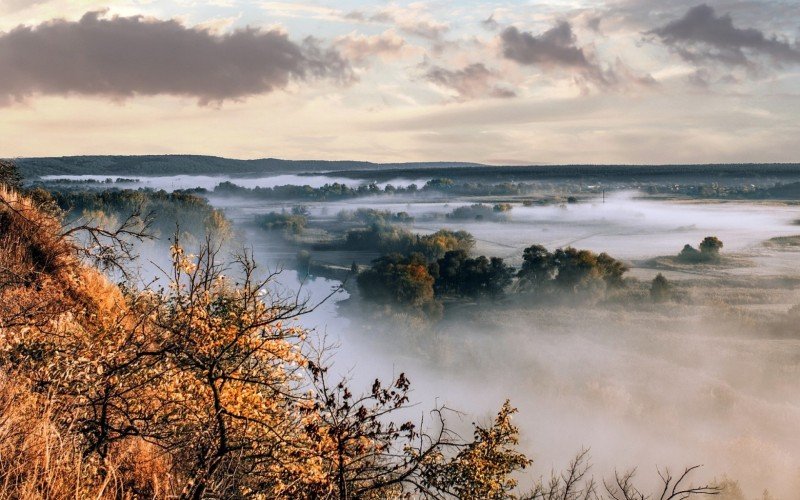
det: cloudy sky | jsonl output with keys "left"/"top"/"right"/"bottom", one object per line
{"left": 1, "top": 0, "right": 798, "bottom": 164}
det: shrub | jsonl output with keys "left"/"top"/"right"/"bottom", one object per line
{"left": 677, "top": 236, "right": 723, "bottom": 263}
{"left": 256, "top": 211, "right": 307, "bottom": 234}
{"left": 650, "top": 273, "right": 672, "bottom": 302}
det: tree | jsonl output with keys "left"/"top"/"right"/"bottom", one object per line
{"left": 301, "top": 367, "right": 451, "bottom": 499}
{"left": 678, "top": 237, "right": 723, "bottom": 263}
{"left": 434, "top": 250, "right": 514, "bottom": 299}
{"left": 650, "top": 273, "right": 671, "bottom": 302}
{"left": 0, "top": 160, "right": 22, "bottom": 191}
{"left": 435, "top": 250, "right": 469, "bottom": 296}
{"left": 699, "top": 236, "right": 723, "bottom": 256}
{"left": 519, "top": 245, "right": 628, "bottom": 296}
{"left": 526, "top": 451, "right": 721, "bottom": 500}
{"left": 421, "top": 401, "right": 531, "bottom": 499}
{"left": 596, "top": 252, "right": 629, "bottom": 288}
{"left": 518, "top": 245, "right": 555, "bottom": 291}
{"left": 678, "top": 244, "right": 702, "bottom": 262}
{"left": 357, "top": 253, "right": 439, "bottom": 314}
{"left": 552, "top": 247, "right": 605, "bottom": 293}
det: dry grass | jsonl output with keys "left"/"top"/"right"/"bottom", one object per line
{"left": 0, "top": 374, "right": 175, "bottom": 499}
{"left": 0, "top": 187, "right": 175, "bottom": 499}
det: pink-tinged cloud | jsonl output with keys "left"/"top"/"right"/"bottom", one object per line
{"left": 0, "top": 11, "right": 352, "bottom": 105}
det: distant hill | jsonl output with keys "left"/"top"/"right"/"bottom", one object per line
{"left": 327, "top": 163, "right": 800, "bottom": 182}
{"left": 10, "top": 155, "right": 486, "bottom": 178}
{"left": 10, "top": 155, "right": 800, "bottom": 184}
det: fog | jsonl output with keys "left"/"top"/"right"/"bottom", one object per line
{"left": 60, "top": 175, "right": 800, "bottom": 497}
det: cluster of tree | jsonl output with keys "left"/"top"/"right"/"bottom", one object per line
{"left": 50, "top": 187, "right": 231, "bottom": 240}
{"left": 35, "top": 177, "right": 138, "bottom": 185}
{"left": 356, "top": 249, "right": 517, "bottom": 319}
{"left": 433, "top": 250, "right": 515, "bottom": 298}
{"left": 337, "top": 207, "right": 414, "bottom": 225}
{"left": 0, "top": 164, "right": 725, "bottom": 499}
{"left": 256, "top": 206, "right": 309, "bottom": 234}
{"left": 355, "top": 253, "right": 442, "bottom": 316}
{"left": 339, "top": 225, "right": 475, "bottom": 261}
{"left": 677, "top": 236, "right": 724, "bottom": 263}
{"left": 358, "top": 244, "right": 629, "bottom": 316}
{"left": 517, "top": 245, "right": 628, "bottom": 295}
{"left": 447, "top": 203, "right": 513, "bottom": 221}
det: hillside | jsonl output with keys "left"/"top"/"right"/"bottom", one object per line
{"left": 11, "top": 155, "right": 485, "bottom": 178}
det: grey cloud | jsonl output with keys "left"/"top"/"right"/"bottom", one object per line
{"left": 481, "top": 14, "right": 499, "bottom": 31}
{"left": 501, "top": 23, "right": 591, "bottom": 68}
{"left": 500, "top": 22, "right": 613, "bottom": 85}
{"left": 585, "top": 16, "right": 602, "bottom": 32}
{"left": 498, "top": 21, "right": 658, "bottom": 90}
{"left": 425, "top": 63, "right": 516, "bottom": 101}
{"left": 0, "top": 11, "right": 352, "bottom": 105}
{"left": 651, "top": 4, "right": 800, "bottom": 67}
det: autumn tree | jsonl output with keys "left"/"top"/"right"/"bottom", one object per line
{"left": 356, "top": 253, "right": 440, "bottom": 316}
{"left": 300, "top": 366, "right": 450, "bottom": 499}
{"left": 699, "top": 236, "right": 723, "bottom": 257}
{"left": 421, "top": 401, "right": 531, "bottom": 499}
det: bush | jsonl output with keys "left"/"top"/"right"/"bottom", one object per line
{"left": 677, "top": 236, "right": 723, "bottom": 263}
{"left": 650, "top": 273, "right": 671, "bottom": 302}
{"left": 699, "top": 236, "right": 723, "bottom": 255}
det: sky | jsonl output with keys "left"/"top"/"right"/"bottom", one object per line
{"left": 0, "top": 0, "right": 799, "bottom": 164}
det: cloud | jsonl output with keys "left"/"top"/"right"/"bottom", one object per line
{"left": 424, "top": 63, "right": 516, "bottom": 101}
{"left": 334, "top": 30, "right": 407, "bottom": 64}
{"left": 0, "top": 10, "right": 352, "bottom": 105}
{"left": 0, "top": 0, "right": 49, "bottom": 13}
{"left": 481, "top": 14, "right": 499, "bottom": 31}
{"left": 501, "top": 22, "right": 591, "bottom": 69}
{"left": 500, "top": 22, "right": 612, "bottom": 85}
{"left": 650, "top": 4, "right": 800, "bottom": 67}
{"left": 344, "top": 6, "right": 449, "bottom": 41}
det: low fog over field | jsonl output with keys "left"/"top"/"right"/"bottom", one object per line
{"left": 38, "top": 170, "right": 800, "bottom": 497}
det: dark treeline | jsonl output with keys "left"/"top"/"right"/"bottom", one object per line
{"left": 357, "top": 243, "right": 629, "bottom": 318}
{"left": 14, "top": 155, "right": 481, "bottom": 178}
{"left": 194, "top": 178, "right": 545, "bottom": 201}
